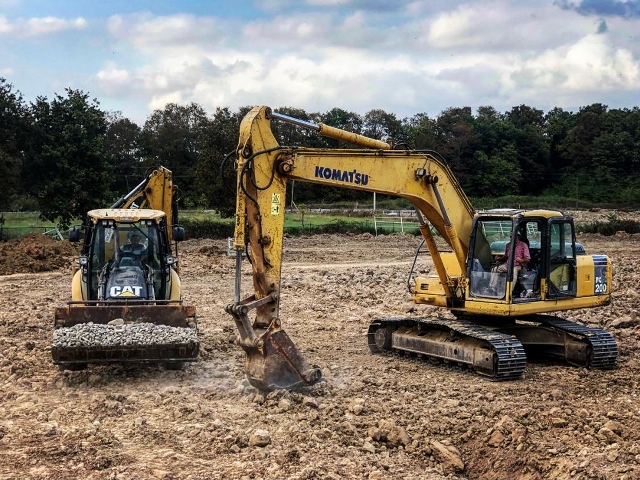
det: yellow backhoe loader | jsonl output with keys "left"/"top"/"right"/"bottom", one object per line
{"left": 227, "top": 106, "right": 617, "bottom": 390}
{"left": 52, "top": 167, "right": 198, "bottom": 369}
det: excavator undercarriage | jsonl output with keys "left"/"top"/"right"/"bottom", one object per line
{"left": 367, "top": 314, "right": 617, "bottom": 379}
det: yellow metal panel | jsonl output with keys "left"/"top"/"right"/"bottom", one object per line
{"left": 70, "top": 270, "right": 83, "bottom": 302}
{"left": 576, "top": 255, "right": 594, "bottom": 297}
{"left": 440, "top": 252, "right": 462, "bottom": 276}
{"left": 463, "top": 294, "right": 611, "bottom": 316}
{"left": 413, "top": 253, "right": 462, "bottom": 306}
{"left": 169, "top": 269, "right": 181, "bottom": 302}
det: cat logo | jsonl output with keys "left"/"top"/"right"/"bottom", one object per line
{"left": 110, "top": 285, "right": 143, "bottom": 297}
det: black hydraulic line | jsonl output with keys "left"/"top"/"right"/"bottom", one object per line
{"left": 220, "top": 150, "right": 237, "bottom": 195}
{"left": 239, "top": 146, "right": 286, "bottom": 207}
{"left": 407, "top": 239, "right": 426, "bottom": 293}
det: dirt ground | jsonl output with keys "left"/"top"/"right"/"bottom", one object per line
{"left": 1, "top": 211, "right": 639, "bottom": 480}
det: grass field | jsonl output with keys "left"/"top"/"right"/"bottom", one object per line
{"left": 0, "top": 212, "right": 60, "bottom": 239}
{"left": 0, "top": 209, "right": 421, "bottom": 240}
{"left": 179, "top": 209, "right": 420, "bottom": 235}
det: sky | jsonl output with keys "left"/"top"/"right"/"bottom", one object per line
{"left": 1, "top": 0, "right": 639, "bottom": 125}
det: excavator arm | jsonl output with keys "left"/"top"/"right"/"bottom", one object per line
{"left": 228, "top": 106, "right": 476, "bottom": 390}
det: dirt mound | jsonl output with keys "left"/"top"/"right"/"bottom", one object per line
{"left": 0, "top": 233, "right": 80, "bottom": 275}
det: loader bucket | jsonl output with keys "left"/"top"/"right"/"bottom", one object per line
{"left": 242, "top": 328, "right": 322, "bottom": 391}
{"left": 54, "top": 304, "right": 197, "bottom": 328}
{"left": 52, "top": 303, "right": 199, "bottom": 366}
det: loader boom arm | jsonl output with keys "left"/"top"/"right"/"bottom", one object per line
{"left": 112, "top": 166, "right": 179, "bottom": 243}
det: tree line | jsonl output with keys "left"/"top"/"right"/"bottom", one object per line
{"left": 1, "top": 77, "right": 639, "bottom": 227}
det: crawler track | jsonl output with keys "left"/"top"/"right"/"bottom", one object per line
{"left": 367, "top": 317, "right": 527, "bottom": 380}
{"left": 367, "top": 314, "right": 618, "bottom": 379}
{"left": 533, "top": 315, "right": 618, "bottom": 369}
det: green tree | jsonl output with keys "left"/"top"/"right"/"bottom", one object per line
{"left": 362, "top": 108, "right": 404, "bottom": 144}
{"left": 557, "top": 104, "right": 605, "bottom": 201}
{"left": 104, "top": 111, "right": 142, "bottom": 195}
{"left": 403, "top": 112, "right": 438, "bottom": 150}
{"left": 434, "top": 107, "right": 479, "bottom": 188}
{"left": 24, "top": 89, "right": 111, "bottom": 228}
{"left": 0, "top": 78, "right": 30, "bottom": 210}
{"left": 545, "top": 107, "right": 575, "bottom": 175}
{"left": 196, "top": 106, "right": 245, "bottom": 216}
{"left": 467, "top": 146, "right": 521, "bottom": 197}
{"left": 505, "top": 105, "right": 551, "bottom": 194}
{"left": 138, "top": 102, "right": 209, "bottom": 207}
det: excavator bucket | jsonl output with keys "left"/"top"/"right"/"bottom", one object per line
{"left": 240, "top": 327, "right": 322, "bottom": 391}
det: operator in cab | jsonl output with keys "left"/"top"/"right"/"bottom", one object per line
{"left": 490, "top": 230, "right": 530, "bottom": 294}
{"left": 120, "top": 234, "right": 147, "bottom": 259}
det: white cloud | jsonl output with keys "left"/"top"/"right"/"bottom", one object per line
{"left": 0, "top": 14, "right": 86, "bottom": 37}
{"left": 516, "top": 34, "right": 640, "bottom": 91}
{"left": 107, "top": 13, "right": 228, "bottom": 52}
{"left": 95, "top": 64, "right": 133, "bottom": 93}
{"left": 88, "top": 4, "right": 640, "bottom": 124}
{"left": 427, "top": 2, "right": 595, "bottom": 52}
{"left": 148, "top": 91, "right": 184, "bottom": 111}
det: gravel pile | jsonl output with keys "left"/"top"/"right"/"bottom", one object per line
{"left": 52, "top": 322, "right": 198, "bottom": 348}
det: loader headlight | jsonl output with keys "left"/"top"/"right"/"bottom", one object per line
{"left": 79, "top": 256, "right": 88, "bottom": 266}
{"left": 166, "top": 255, "right": 175, "bottom": 266}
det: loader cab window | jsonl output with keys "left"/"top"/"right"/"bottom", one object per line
{"left": 89, "top": 221, "right": 160, "bottom": 270}
{"left": 119, "top": 222, "right": 163, "bottom": 266}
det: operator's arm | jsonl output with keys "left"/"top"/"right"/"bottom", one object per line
{"left": 515, "top": 243, "right": 530, "bottom": 268}
{"left": 495, "top": 245, "right": 509, "bottom": 263}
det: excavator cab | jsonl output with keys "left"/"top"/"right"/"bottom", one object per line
{"left": 466, "top": 210, "right": 594, "bottom": 304}
{"left": 467, "top": 212, "right": 543, "bottom": 301}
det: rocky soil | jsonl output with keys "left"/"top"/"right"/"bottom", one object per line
{"left": 1, "top": 211, "right": 639, "bottom": 480}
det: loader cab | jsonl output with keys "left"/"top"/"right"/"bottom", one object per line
{"left": 78, "top": 209, "right": 175, "bottom": 302}
{"left": 467, "top": 209, "right": 578, "bottom": 303}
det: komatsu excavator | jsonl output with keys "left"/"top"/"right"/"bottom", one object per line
{"left": 52, "top": 167, "right": 199, "bottom": 369}
{"left": 227, "top": 106, "right": 617, "bottom": 390}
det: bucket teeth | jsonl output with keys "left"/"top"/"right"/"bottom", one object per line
{"left": 242, "top": 329, "right": 322, "bottom": 391}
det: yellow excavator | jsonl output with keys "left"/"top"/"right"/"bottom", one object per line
{"left": 52, "top": 167, "right": 198, "bottom": 369}
{"left": 226, "top": 106, "right": 617, "bottom": 390}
